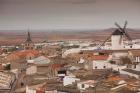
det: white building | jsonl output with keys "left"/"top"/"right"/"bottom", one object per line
{"left": 93, "top": 61, "right": 111, "bottom": 69}
{"left": 77, "top": 80, "right": 96, "bottom": 91}
{"left": 0, "top": 72, "right": 16, "bottom": 91}
{"left": 92, "top": 55, "right": 110, "bottom": 69}
{"left": 128, "top": 50, "right": 140, "bottom": 71}
{"left": 63, "top": 75, "right": 80, "bottom": 86}
{"left": 111, "top": 51, "right": 129, "bottom": 64}
{"left": 26, "top": 66, "right": 37, "bottom": 75}
{"left": 27, "top": 56, "right": 51, "bottom": 65}
{"left": 26, "top": 86, "right": 36, "bottom": 93}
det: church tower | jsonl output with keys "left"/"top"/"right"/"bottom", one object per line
{"left": 24, "top": 31, "right": 34, "bottom": 50}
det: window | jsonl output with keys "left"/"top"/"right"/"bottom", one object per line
{"left": 82, "top": 84, "right": 85, "bottom": 88}
{"left": 134, "top": 65, "right": 136, "bottom": 69}
{"left": 95, "top": 66, "right": 97, "bottom": 69}
{"left": 29, "top": 57, "right": 32, "bottom": 60}
{"left": 103, "top": 66, "right": 106, "bottom": 69}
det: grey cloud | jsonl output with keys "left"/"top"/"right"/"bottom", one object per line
{"left": 0, "top": 0, "right": 140, "bottom": 30}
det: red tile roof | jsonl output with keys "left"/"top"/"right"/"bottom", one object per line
{"left": 51, "top": 64, "right": 63, "bottom": 69}
{"left": 129, "top": 50, "right": 140, "bottom": 56}
{"left": 9, "top": 50, "right": 39, "bottom": 58}
{"left": 106, "top": 76, "right": 123, "bottom": 82}
{"left": 91, "top": 55, "right": 109, "bottom": 60}
{"left": 36, "top": 89, "right": 45, "bottom": 93}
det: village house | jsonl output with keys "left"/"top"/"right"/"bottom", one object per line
{"left": 26, "top": 56, "right": 51, "bottom": 75}
{"left": 6, "top": 50, "right": 39, "bottom": 71}
{"left": 0, "top": 71, "right": 16, "bottom": 92}
{"left": 63, "top": 75, "right": 80, "bottom": 86}
{"left": 128, "top": 50, "right": 140, "bottom": 71}
{"left": 27, "top": 56, "right": 51, "bottom": 65}
{"left": 79, "top": 50, "right": 111, "bottom": 70}
{"left": 111, "top": 50, "right": 129, "bottom": 65}
{"left": 7, "top": 50, "right": 39, "bottom": 61}
{"left": 92, "top": 54, "right": 110, "bottom": 69}
{"left": 26, "top": 65, "right": 37, "bottom": 75}
{"left": 77, "top": 80, "right": 96, "bottom": 91}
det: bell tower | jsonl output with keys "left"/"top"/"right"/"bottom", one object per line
{"left": 24, "top": 31, "right": 34, "bottom": 50}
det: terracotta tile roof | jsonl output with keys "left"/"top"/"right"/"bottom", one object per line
{"left": 68, "top": 51, "right": 109, "bottom": 61}
{"left": 91, "top": 55, "right": 109, "bottom": 60}
{"left": 79, "top": 80, "right": 96, "bottom": 86}
{"left": 9, "top": 50, "right": 39, "bottom": 58}
{"left": 129, "top": 50, "right": 140, "bottom": 56}
{"left": 51, "top": 64, "right": 63, "bottom": 69}
{"left": 106, "top": 76, "right": 123, "bottom": 82}
{"left": 36, "top": 89, "right": 45, "bottom": 93}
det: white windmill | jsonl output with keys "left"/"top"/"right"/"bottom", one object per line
{"left": 97, "top": 21, "right": 132, "bottom": 50}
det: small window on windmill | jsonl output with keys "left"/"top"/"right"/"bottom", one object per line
{"left": 103, "top": 66, "right": 106, "bottom": 69}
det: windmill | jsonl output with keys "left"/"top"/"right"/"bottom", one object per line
{"left": 97, "top": 21, "right": 132, "bottom": 50}
{"left": 115, "top": 21, "right": 132, "bottom": 41}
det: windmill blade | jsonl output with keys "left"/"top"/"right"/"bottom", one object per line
{"left": 123, "top": 21, "right": 132, "bottom": 40}
{"left": 101, "top": 35, "right": 111, "bottom": 46}
{"left": 115, "top": 21, "right": 128, "bottom": 32}
{"left": 115, "top": 22, "right": 124, "bottom": 33}
{"left": 123, "top": 21, "right": 128, "bottom": 30}
{"left": 124, "top": 31, "right": 132, "bottom": 40}
{"left": 115, "top": 22, "right": 132, "bottom": 41}
{"left": 97, "top": 32, "right": 113, "bottom": 49}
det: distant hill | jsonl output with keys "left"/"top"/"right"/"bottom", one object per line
{"left": 0, "top": 28, "right": 140, "bottom": 45}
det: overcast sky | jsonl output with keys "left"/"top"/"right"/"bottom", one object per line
{"left": 0, "top": 0, "right": 140, "bottom": 30}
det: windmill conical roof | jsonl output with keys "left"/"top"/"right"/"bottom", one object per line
{"left": 112, "top": 29, "right": 123, "bottom": 35}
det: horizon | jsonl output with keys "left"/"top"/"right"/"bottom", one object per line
{"left": 0, "top": 0, "right": 140, "bottom": 31}
{"left": 0, "top": 28, "right": 140, "bottom": 33}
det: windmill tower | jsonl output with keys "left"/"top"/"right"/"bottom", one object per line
{"left": 114, "top": 21, "right": 132, "bottom": 49}
{"left": 97, "top": 21, "right": 132, "bottom": 50}
{"left": 111, "top": 29, "right": 123, "bottom": 50}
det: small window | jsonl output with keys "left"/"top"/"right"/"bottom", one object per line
{"left": 134, "top": 65, "right": 136, "bottom": 69}
{"left": 95, "top": 66, "right": 97, "bottom": 69}
{"left": 103, "top": 66, "right": 106, "bottom": 69}
{"left": 82, "top": 84, "right": 85, "bottom": 88}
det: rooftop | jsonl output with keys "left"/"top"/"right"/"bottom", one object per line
{"left": 8, "top": 50, "right": 39, "bottom": 59}
{"left": 0, "top": 72, "right": 15, "bottom": 89}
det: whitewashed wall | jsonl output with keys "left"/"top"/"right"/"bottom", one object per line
{"left": 26, "top": 66, "right": 37, "bottom": 75}
{"left": 63, "top": 76, "right": 80, "bottom": 86}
